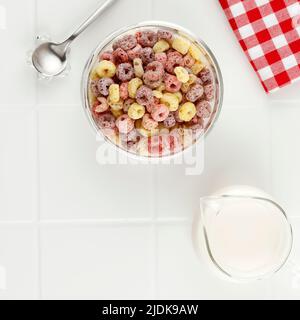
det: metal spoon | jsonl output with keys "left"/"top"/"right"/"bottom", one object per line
{"left": 32, "top": 0, "right": 117, "bottom": 77}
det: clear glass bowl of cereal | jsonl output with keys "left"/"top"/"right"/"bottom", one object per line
{"left": 82, "top": 21, "right": 223, "bottom": 159}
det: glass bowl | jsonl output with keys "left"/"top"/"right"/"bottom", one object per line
{"left": 81, "top": 21, "right": 224, "bottom": 160}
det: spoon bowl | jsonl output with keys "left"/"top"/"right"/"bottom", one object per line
{"left": 31, "top": 0, "right": 117, "bottom": 78}
{"left": 32, "top": 42, "right": 69, "bottom": 77}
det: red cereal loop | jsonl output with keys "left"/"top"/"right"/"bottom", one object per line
{"left": 199, "top": 68, "right": 213, "bottom": 84}
{"left": 114, "top": 34, "right": 137, "bottom": 51}
{"left": 136, "top": 86, "right": 154, "bottom": 106}
{"left": 113, "top": 48, "right": 129, "bottom": 64}
{"left": 120, "top": 82, "right": 129, "bottom": 100}
{"left": 164, "top": 73, "right": 182, "bottom": 93}
{"left": 116, "top": 63, "right": 135, "bottom": 82}
{"left": 127, "top": 44, "right": 142, "bottom": 60}
{"left": 157, "top": 30, "right": 173, "bottom": 42}
{"left": 97, "top": 78, "right": 114, "bottom": 96}
{"left": 189, "top": 117, "right": 204, "bottom": 133}
{"left": 116, "top": 115, "right": 135, "bottom": 134}
{"left": 145, "top": 61, "right": 165, "bottom": 78}
{"left": 141, "top": 47, "right": 155, "bottom": 65}
{"left": 196, "top": 100, "right": 212, "bottom": 118}
{"left": 136, "top": 31, "right": 158, "bottom": 48}
{"left": 183, "top": 54, "right": 195, "bottom": 68}
{"left": 97, "top": 113, "right": 116, "bottom": 129}
{"left": 143, "top": 71, "right": 162, "bottom": 89}
{"left": 163, "top": 112, "right": 177, "bottom": 128}
{"left": 155, "top": 52, "right": 167, "bottom": 67}
{"left": 90, "top": 80, "right": 100, "bottom": 97}
{"left": 186, "top": 84, "right": 204, "bottom": 102}
{"left": 166, "top": 51, "right": 184, "bottom": 74}
{"left": 99, "top": 51, "right": 115, "bottom": 63}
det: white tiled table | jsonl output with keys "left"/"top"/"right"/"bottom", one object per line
{"left": 0, "top": 0, "right": 299, "bottom": 300}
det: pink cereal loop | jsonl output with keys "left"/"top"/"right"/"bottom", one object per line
{"left": 116, "top": 115, "right": 135, "bottom": 134}
{"left": 120, "top": 82, "right": 129, "bottom": 100}
{"left": 142, "top": 114, "right": 158, "bottom": 131}
{"left": 151, "top": 104, "right": 170, "bottom": 122}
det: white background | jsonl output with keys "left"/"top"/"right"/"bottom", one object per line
{"left": 0, "top": 0, "right": 300, "bottom": 300}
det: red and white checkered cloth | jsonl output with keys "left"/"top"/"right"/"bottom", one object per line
{"left": 219, "top": 0, "right": 300, "bottom": 93}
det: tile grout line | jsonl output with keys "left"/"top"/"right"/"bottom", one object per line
{"left": 149, "top": 0, "right": 159, "bottom": 300}
{"left": 33, "top": 0, "right": 43, "bottom": 300}
{"left": 0, "top": 217, "right": 190, "bottom": 226}
{"left": 268, "top": 102, "right": 275, "bottom": 299}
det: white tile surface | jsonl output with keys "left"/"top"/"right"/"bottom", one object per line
{"left": 0, "top": 225, "right": 38, "bottom": 300}
{"left": 271, "top": 103, "right": 300, "bottom": 217}
{"left": 157, "top": 106, "right": 272, "bottom": 218}
{"left": 0, "top": 0, "right": 36, "bottom": 107}
{"left": 0, "top": 110, "right": 37, "bottom": 221}
{"left": 38, "top": 107, "right": 154, "bottom": 220}
{"left": 157, "top": 224, "right": 272, "bottom": 300}
{"left": 0, "top": 0, "right": 299, "bottom": 300}
{"left": 40, "top": 225, "right": 153, "bottom": 299}
{"left": 204, "top": 106, "right": 272, "bottom": 192}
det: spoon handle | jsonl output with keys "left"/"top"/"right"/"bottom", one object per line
{"left": 65, "top": 0, "right": 118, "bottom": 44}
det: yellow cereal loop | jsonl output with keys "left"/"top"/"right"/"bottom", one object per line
{"left": 189, "top": 43, "right": 206, "bottom": 62}
{"left": 133, "top": 58, "right": 144, "bottom": 78}
{"left": 110, "top": 100, "right": 123, "bottom": 111}
{"left": 153, "top": 40, "right": 170, "bottom": 53}
{"left": 178, "top": 102, "right": 197, "bottom": 122}
{"left": 128, "top": 78, "right": 143, "bottom": 98}
{"left": 109, "top": 84, "right": 120, "bottom": 104}
{"left": 128, "top": 103, "right": 146, "bottom": 120}
{"left": 181, "top": 83, "right": 191, "bottom": 93}
{"left": 90, "top": 68, "right": 100, "bottom": 81}
{"left": 187, "top": 74, "right": 197, "bottom": 86}
{"left": 172, "top": 36, "right": 191, "bottom": 55}
{"left": 96, "top": 60, "right": 116, "bottom": 78}
{"left": 174, "top": 66, "right": 190, "bottom": 83}
{"left": 191, "top": 61, "right": 205, "bottom": 75}
{"left": 161, "top": 93, "right": 179, "bottom": 112}
{"left": 157, "top": 84, "right": 166, "bottom": 92}
{"left": 111, "top": 109, "right": 123, "bottom": 118}
{"left": 153, "top": 90, "right": 163, "bottom": 99}
{"left": 174, "top": 91, "right": 183, "bottom": 103}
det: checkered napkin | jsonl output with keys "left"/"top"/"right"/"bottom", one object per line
{"left": 219, "top": 0, "right": 300, "bottom": 93}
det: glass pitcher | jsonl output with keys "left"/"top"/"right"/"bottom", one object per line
{"left": 193, "top": 186, "right": 293, "bottom": 282}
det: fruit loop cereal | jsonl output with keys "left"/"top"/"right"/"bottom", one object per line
{"left": 88, "top": 27, "right": 217, "bottom": 157}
